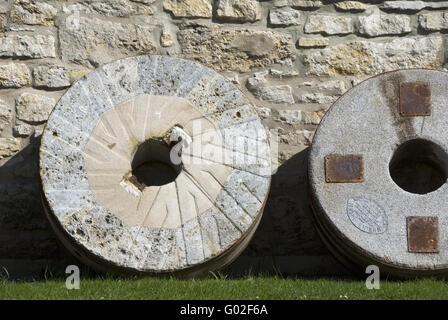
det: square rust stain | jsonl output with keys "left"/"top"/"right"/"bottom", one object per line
{"left": 325, "top": 154, "right": 364, "bottom": 183}
{"left": 407, "top": 216, "right": 439, "bottom": 253}
{"left": 399, "top": 82, "right": 431, "bottom": 117}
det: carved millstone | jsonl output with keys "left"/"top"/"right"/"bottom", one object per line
{"left": 39, "top": 55, "right": 271, "bottom": 276}
{"left": 309, "top": 69, "right": 448, "bottom": 278}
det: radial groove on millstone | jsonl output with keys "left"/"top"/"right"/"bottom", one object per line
{"left": 309, "top": 69, "right": 448, "bottom": 278}
{"left": 39, "top": 55, "right": 271, "bottom": 275}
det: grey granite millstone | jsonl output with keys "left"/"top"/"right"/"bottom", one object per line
{"left": 39, "top": 55, "right": 271, "bottom": 275}
{"left": 309, "top": 69, "right": 448, "bottom": 278}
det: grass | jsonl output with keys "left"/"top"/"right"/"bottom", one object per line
{"left": 0, "top": 275, "right": 448, "bottom": 299}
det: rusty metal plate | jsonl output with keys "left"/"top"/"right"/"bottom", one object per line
{"left": 407, "top": 216, "right": 439, "bottom": 253}
{"left": 399, "top": 82, "right": 431, "bottom": 117}
{"left": 325, "top": 154, "right": 364, "bottom": 183}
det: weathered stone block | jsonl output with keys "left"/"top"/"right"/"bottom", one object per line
{"left": 10, "top": 0, "right": 57, "bottom": 26}
{"left": 304, "top": 37, "right": 443, "bottom": 76}
{"left": 0, "top": 63, "right": 31, "bottom": 88}
{"left": 0, "top": 138, "right": 21, "bottom": 159}
{"left": 246, "top": 71, "right": 295, "bottom": 104}
{"left": 274, "top": 0, "right": 322, "bottom": 8}
{"left": 335, "top": 1, "right": 366, "bottom": 12}
{"left": 59, "top": 16, "right": 156, "bottom": 67}
{"left": 160, "top": 29, "right": 174, "bottom": 47}
{"left": 256, "top": 106, "right": 271, "bottom": 119}
{"left": 0, "top": 14, "right": 5, "bottom": 31}
{"left": 130, "top": 0, "right": 156, "bottom": 3}
{"left": 269, "top": 7, "right": 300, "bottom": 26}
{"left": 0, "top": 34, "right": 56, "bottom": 58}
{"left": 308, "top": 80, "right": 347, "bottom": 95}
{"left": 299, "top": 93, "right": 339, "bottom": 104}
{"left": 296, "top": 129, "right": 314, "bottom": 145}
{"left": 419, "top": 12, "right": 448, "bottom": 31}
{"left": 179, "top": 24, "right": 295, "bottom": 72}
{"left": 297, "top": 37, "right": 329, "bottom": 48}
{"left": 33, "top": 66, "right": 71, "bottom": 89}
{"left": 304, "top": 15, "right": 353, "bottom": 35}
{"left": 216, "top": 0, "right": 261, "bottom": 22}
{"left": 252, "top": 85, "right": 295, "bottom": 104}
{"left": 303, "top": 110, "right": 324, "bottom": 124}
{"left": 13, "top": 120, "right": 34, "bottom": 137}
{"left": 0, "top": 1, "right": 8, "bottom": 14}
{"left": 163, "top": 0, "right": 212, "bottom": 18}
{"left": 277, "top": 109, "right": 302, "bottom": 124}
{"left": 382, "top": 1, "right": 448, "bottom": 11}
{"left": 15, "top": 92, "right": 55, "bottom": 123}
{"left": 62, "top": 0, "right": 134, "bottom": 17}
{"left": 357, "top": 9, "right": 411, "bottom": 36}
{"left": 270, "top": 68, "right": 299, "bottom": 78}
{"left": 247, "top": 71, "right": 268, "bottom": 88}
{"left": 0, "top": 100, "right": 12, "bottom": 135}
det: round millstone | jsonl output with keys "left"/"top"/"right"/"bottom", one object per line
{"left": 309, "top": 69, "right": 448, "bottom": 278}
{"left": 39, "top": 55, "right": 271, "bottom": 276}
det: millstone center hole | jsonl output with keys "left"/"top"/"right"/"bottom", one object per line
{"left": 131, "top": 139, "right": 182, "bottom": 189}
{"left": 389, "top": 138, "right": 448, "bottom": 194}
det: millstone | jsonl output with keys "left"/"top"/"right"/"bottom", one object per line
{"left": 39, "top": 55, "right": 271, "bottom": 276}
{"left": 309, "top": 69, "right": 448, "bottom": 278}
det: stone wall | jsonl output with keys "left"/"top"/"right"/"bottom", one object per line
{"left": 0, "top": 0, "right": 446, "bottom": 278}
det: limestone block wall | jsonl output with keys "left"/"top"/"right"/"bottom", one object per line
{"left": 0, "top": 0, "right": 446, "bottom": 277}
